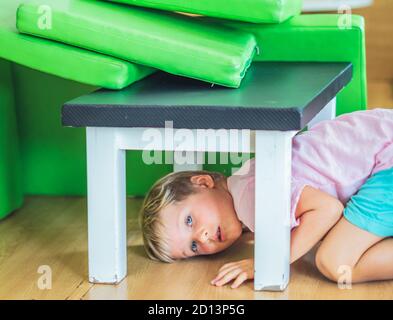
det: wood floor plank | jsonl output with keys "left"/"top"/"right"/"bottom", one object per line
{"left": 0, "top": 197, "right": 89, "bottom": 300}
{"left": 1, "top": 195, "right": 391, "bottom": 300}
{"left": 368, "top": 81, "right": 393, "bottom": 109}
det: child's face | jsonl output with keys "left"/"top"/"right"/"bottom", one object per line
{"left": 160, "top": 175, "right": 243, "bottom": 260}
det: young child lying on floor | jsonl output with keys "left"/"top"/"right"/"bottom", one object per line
{"left": 140, "top": 108, "right": 393, "bottom": 289}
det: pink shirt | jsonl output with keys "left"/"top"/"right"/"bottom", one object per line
{"left": 227, "top": 109, "right": 393, "bottom": 232}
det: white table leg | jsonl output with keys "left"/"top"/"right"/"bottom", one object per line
{"left": 254, "top": 130, "right": 296, "bottom": 291}
{"left": 308, "top": 98, "right": 337, "bottom": 128}
{"left": 86, "top": 127, "right": 127, "bottom": 284}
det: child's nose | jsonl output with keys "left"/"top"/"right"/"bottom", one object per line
{"left": 198, "top": 229, "right": 211, "bottom": 243}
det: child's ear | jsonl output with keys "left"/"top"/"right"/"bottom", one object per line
{"left": 190, "top": 175, "right": 215, "bottom": 188}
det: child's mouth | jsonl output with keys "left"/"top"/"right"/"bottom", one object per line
{"left": 217, "top": 226, "right": 223, "bottom": 242}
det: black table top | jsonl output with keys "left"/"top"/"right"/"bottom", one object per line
{"left": 62, "top": 62, "right": 352, "bottom": 131}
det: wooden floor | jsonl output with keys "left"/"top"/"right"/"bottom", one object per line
{"left": 368, "top": 81, "right": 393, "bottom": 109}
{"left": 0, "top": 84, "right": 392, "bottom": 300}
{"left": 0, "top": 195, "right": 392, "bottom": 300}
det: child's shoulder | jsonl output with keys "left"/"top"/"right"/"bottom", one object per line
{"left": 232, "top": 158, "right": 254, "bottom": 177}
{"left": 335, "top": 108, "right": 393, "bottom": 123}
{"left": 298, "top": 109, "right": 393, "bottom": 144}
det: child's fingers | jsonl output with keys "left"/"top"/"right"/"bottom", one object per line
{"left": 214, "top": 268, "right": 242, "bottom": 286}
{"left": 218, "top": 262, "right": 237, "bottom": 273}
{"left": 217, "top": 264, "right": 239, "bottom": 277}
{"left": 212, "top": 265, "right": 240, "bottom": 284}
{"left": 231, "top": 272, "right": 249, "bottom": 289}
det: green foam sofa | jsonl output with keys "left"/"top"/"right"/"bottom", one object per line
{"left": 0, "top": 0, "right": 154, "bottom": 219}
{"left": 224, "top": 14, "right": 367, "bottom": 116}
{"left": 0, "top": 0, "right": 367, "bottom": 219}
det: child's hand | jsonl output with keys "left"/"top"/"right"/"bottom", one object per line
{"left": 211, "top": 259, "right": 254, "bottom": 289}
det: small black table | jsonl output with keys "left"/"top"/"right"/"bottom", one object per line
{"left": 63, "top": 62, "right": 352, "bottom": 291}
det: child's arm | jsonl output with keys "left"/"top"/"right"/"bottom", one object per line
{"left": 211, "top": 186, "right": 343, "bottom": 288}
{"left": 211, "top": 186, "right": 344, "bottom": 288}
{"left": 290, "top": 186, "right": 344, "bottom": 263}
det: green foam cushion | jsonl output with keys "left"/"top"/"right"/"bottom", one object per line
{"left": 0, "top": 59, "right": 23, "bottom": 219}
{"left": 16, "top": 0, "right": 257, "bottom": 88}
{"left": 220, "top": 14, "right": 367, "bottom": 115}
{"left": 0, "top": 0, "right": 154, "bottom": 89}
{"left": 106, "top": 0, "right": 303, "bottom": 23}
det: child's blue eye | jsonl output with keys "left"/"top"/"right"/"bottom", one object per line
{"left": 186, "top": 216, "right": 197, "bottom": 253}
{"left": 191, "top": 241, "right": 198, "bottom": 253}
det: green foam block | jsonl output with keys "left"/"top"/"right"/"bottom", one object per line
{"left": 106, "top": 0, "right": 303, "bottom": 23}
{"left": 0, "top": 0, "right": 154, "bottom": 90}
{"left": 17, "top": 0, "right": 257, "bottom": 88}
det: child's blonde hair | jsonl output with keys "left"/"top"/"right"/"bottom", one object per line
{"left": 139, "top": 170, "right": 225, "bottom": 263}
